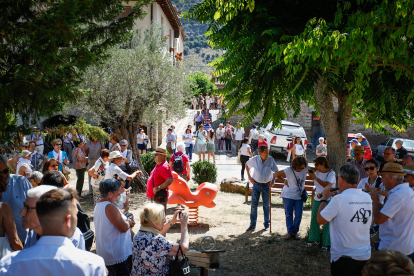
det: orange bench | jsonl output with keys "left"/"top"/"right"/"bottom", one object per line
{"left": 245, "top": 176, "right": 316, "bottom": 207}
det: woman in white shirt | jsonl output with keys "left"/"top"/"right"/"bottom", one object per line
{"left": 182, "top": 129, "right": 194, "bottom": 162}
{"left": 137, "top": 128, "right": 148, "bottom": 154}
{"left": 239, "top": 138, "right": 253, "bottom": 181}
{"left": 16, "top": 150, "right": 32, "bottom": 177}
{"left": 88, "top": 149, "right": 111, "bottom": 205}
{"left": 216, "top": 124, "right": 226, "bottom": 153}
{"left": 357, "top": 159, "right": 387, "bottom": 202}
{"left": 306, "top": 157, "right": 336, "bottom": 251}
{"left": 105, "top": 151, "right": 141, "bottom": 181}
{"left": 274, "top": 156, "right": 309, "bottom": 240}
{"left": 292, "top": 137, "right": 306, "bottom": 160}
{"left": 207, "top": 129, "right": 216, "bottom": 163}
{"left": 94, "top": 178, "right": 135, "bottom": 275}
{"left": 205, "top": 94, "right": 211, "bottom": 109}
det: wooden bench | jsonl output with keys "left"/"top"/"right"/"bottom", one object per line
{"left": 186, "top": 250, "right": 225, "bottom": 276}
{"left": 245, "top": 176, "right": 316, "bottom": 207}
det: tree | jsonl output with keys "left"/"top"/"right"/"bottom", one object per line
{"left": 188, "top": 71, "right": 217, "bottom": 97}
{"left": 0, "top": 0, "right": 152, "bottom": 130}
{"left": 195, "top": 47, "right": 201, "bottom": 54}
{"left": 185, "top": 0, "right": 414, "bottom": 172}
{"left": 68, "top": 24, "right": 192, "bottom": 180}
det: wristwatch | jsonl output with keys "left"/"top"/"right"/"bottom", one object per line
{"left": 320, "top": 200, "right": 328, "bottom": 203}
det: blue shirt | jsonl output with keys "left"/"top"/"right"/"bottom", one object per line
{"left": 30, "top": 151, "right": 44, "bottom": 171}
{"left": 2, "top": 175, "right": 33, "bottom": 243}
{"left": 47, "top": 151, "right": 69, "bottom": 172}
{"left": 25, "top": 228, "right": 86, "bottom": 250}
{"left": 246, "top": 155, "right": 279, "bottom": 183}
{"left": 204, "top": 124, "right": 212, "bottom": 132}
{"left": 165, "top": 133, "right": 176, "bottom": 144}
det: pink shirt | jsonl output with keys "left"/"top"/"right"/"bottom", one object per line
{"left": 146, "top": 161, "right": 173, "bottom": 198}
{"left": 169, "top": 152, "right": 189, "bottom": 175}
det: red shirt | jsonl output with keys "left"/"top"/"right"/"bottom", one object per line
{"left": 146, "top": 160, "right": 173, "bottom": 198}
{"left": 169, "top": 152, "right": 189, "bottom": 175}
{"left": 258, "top": 140, "right": 269, "bottom": 147}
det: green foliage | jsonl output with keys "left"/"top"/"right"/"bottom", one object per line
{"left": 188, "top": 71, "right": 217, "bottom": 97}
{"left": 192, "top": 161, "right": 217, "bottom": 184}
{"left": 0, "top": 0, "right": 152, "bottom": 131}
{"left": 140, "top": 152, "right": 172, "bottom": 174}
{"left": 45, "top": 119, "right": 109, "bottom": 142}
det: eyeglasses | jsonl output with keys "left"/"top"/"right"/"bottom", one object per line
{"left": 384, "top": 153, "right": 394, "bottom": 156}
{"left": 364, "top": 166, "right": 376, "bottom": 171}
{"left": 0, "top": 168, "right": 9, "bottom": 174}
{"left": 23, "top": 204, "right": 36, "bottom": 213}
{"left": 121, "top": 145, "right": 127, "bottom": 147}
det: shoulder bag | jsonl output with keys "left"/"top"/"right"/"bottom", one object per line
{"left": 169, "top": 245, "right": 191, "bottom": 276}
{"left": 153, "top": 170, "right": 168, "bottom": 202}
{"left": 60, "top": 151, "right": 71, "bottom": 180}
{"left": 291, "top": 168, "right": 307, "bottom": 202}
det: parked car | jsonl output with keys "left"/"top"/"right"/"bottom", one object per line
{"left": 347, "top": 133, "right": 372, "bottom": 160}
{"left": 375, "top": 137, "right": 414, "bottom": 161}
{"left": 257, "top": 120, "right": 308, "bottom": 156}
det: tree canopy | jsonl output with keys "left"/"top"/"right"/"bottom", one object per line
{"left": 188, "top": 71, "right": 217, "bottom": 97}
{"left": 0, "top": 0, "right": 152, "bottom": 129}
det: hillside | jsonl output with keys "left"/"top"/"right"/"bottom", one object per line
{"left": 171, "top": 0, "right": 221, "bottom": 71}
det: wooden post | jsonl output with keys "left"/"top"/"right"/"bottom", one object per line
{"left": 269, "top": 186, "right": 272, "bottom": 233}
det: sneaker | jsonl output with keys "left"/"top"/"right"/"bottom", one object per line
{"left": 264, "top": 226, "right": 270, "bottom": 231}
{"left": 246, "top": 226, "right": 255, "bottom": 232}
{"left": 241, "top": 178, "right": 245, "bottom": 181}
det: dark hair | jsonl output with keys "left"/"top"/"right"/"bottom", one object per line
{"left": 36, "top": 188, "right": 77, "bottom": 225}
{"left": 73, "top": 140, "right": 82, "bottom": 148}
{"left": 42, "top": 158, "right": 60, "bottom": 174}
{"left": 99, "top": 179, "right": 120, "bottom": 198}
{"left": 100, "top": 149, "right": 110, "bottom": 158}
{"left": 385, "top": 146, "right": 396, "bottom": 154}
{"left": 404, "top": 155, "right": 414, "bottom": 161}
{"left": 339, "top": 164, "right": 359, "bottom": 185}
{"left": 209, "top": 131, "right": 215, "bottom": 139}
{"left": 0, "top": 172, "right": 8, "bottom": 194}
{"left": 185, "top": 129, "right": 191, "bottom": 134}
{"left": 295, "top": 136, "right": 304, "bottom": 147}
{"left": 111, "top": 134, "right": 119, "bottom": 143}
{"left": 241, "top": 138, "right": 249, "bottom": 149}
{"left": 291, "top": 156, "right": 308, "bottom": 170}
{"left": 29, "top": 141, "right": 36, "bottom": 146}
{"left": 113, "top": 174, "right": 126, "bottom": 187}
{"left": 366, "top": 159, "right": 379, "bottom": 167}
{"left": 313, "top": 156, "right": 329, "bottom": 169}
{"left": 258, "top": 145, "right": 268, "bottom": 153}
{"left": 41, "top": 170, "right": 64, "bottom": 188}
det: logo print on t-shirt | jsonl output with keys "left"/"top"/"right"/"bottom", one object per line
{"left": 350, "top": 208, "right": 372, "bottom": 224}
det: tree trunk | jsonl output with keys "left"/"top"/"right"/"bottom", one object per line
{"left": 313, "top": 76, "right": 352, "bottom": 174}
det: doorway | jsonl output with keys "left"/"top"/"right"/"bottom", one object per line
{"left": 311, "top": 112, "right": 325, "bottom": 145}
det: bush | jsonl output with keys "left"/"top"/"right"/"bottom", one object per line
{"left": 140, "top": 152, "right": 172, "bottom": 174}
{"left": 195, "top": 47, "right": 201, "bottom": 54}
{"left": 192, "top": 161, "right": 217, "bottom": 185}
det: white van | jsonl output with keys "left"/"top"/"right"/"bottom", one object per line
{"left": 257, "top": 120, "right": 308, "bottom": 156}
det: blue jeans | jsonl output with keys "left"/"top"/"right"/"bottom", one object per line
{"left": 283, "top": 198, "right": 303, "bottom": 234}
{"left": 185, "top": 144, "right": 193, "bottom": 160}
{"left": 225, "top": 139, "right": 232, "bottom": 151}
{"left": 250, "top": 183, "right": 270, "bottom": 228}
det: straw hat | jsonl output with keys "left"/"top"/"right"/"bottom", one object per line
{"left": 154, "top": 147, "right": 167, "bottom": 155}
{"left": 403, "top": 164, "right": 414, "bottom": 176}
{"left": 21, "top": 150, "right": 32, "bottom": 158}
{"left": 108, "top": 151, "right": 122, "bottom": 160}
{"left": 353, "top": 145, "right": 366, "bottom": 152}
{"left": 355, "top": 133, "right": 363, "bottom": 138}
{"left": 379, "top": 163, "right": 406, "bottom": 176}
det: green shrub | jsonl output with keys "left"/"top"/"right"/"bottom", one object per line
{"left": 140, "top": 152, "right": 172, "bottom": 174}
{"left": 192, "top": 161, "right": 217, "bottom": 185}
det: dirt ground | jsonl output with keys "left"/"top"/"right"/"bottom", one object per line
{"left": 80, "top": 188, "right": 332, "bottom": 276}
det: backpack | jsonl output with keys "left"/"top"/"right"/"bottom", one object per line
{"left": 173, "top": 153, "right": 184, "bottom": 173}
{"left": 76, "top": 203, "right": 94, "bottom": 251}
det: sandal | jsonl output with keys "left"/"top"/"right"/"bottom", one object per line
{"left": 305, "top": 242, "right": 320, "bottom": 247}
{"left": 284, "top": 233, "right": 292, "bottom": 240}
{"left": 322, "top": 246, "right": 329, "bottom": 251}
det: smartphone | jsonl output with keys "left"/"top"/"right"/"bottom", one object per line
{"left": 308, "top": 169, "right": 313, "bottom": 174}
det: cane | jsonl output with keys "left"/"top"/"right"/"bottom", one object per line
{"left": 269, "top": 183, "right": 272, "bottom": 233}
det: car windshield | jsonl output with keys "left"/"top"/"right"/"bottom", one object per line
{"left": 347, "top": 138, "right": 369, "bottom": 146}
{"left": 266, "top": 122, "right": 300, "bottom": 131}
{"left": 401, "top": 140, "right": 414, "bottom": 148}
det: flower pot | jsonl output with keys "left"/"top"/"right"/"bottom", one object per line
{"left": 170, "top": 48, "right": 174, "bottom": 52}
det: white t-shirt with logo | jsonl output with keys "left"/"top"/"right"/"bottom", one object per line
{"left": 313, "top": 170, "right": 336, "bottom": 201}
{"left": 320, "top": 188, "right": 372, "bottom": 262}
{"left": 280, "top": 167, "right": 309, "bottom": 200}
{"left": 379, "top": 183, "right": 414, "bottom": 255}
{"left": 294, "top": 144, "right": 304, "bottom": 155}
{"left": 357, "top": 176, "right": 386, "bottom": 204}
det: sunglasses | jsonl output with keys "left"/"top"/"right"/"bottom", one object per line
{"left": 364, "top": 166, "right": 376, "bottom": 171}
{"left": 0, "top": 168, "right": 9, "bottom": 174}
{"left": 121, "top": 145, "right": 127, "bottom": 147}
{"left": 23, "top": 146, "right": 29, "bottom": 149}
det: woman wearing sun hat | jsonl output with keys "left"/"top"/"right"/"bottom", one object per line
{"left": 16, "top": 150, "right": 33, "bottom": 177}
{"left": 105, "top": 151, "right": 142, "bottom": 181}
{"left": 347, "top": 139, "right": 358, "bottom": 161}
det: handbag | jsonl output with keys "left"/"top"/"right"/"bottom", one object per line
{"left": 60, "top": 152, "right": 71, "bottom": 180}
{"left": 169, "top": 245, "right": 191, "bottom": 276}
{"left": 291, "top": 168, "right": 307, "bottom": 202}
{"left": 153, "top": 172, "right": 168, "bottom": 202}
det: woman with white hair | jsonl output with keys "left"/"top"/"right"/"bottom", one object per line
{"left": 106, "top": 151, "right": 141, "bottom": 184}
{"left": 131, "top": 203, "right": 189, "bottom": 276}
{"left": 15, "top": 150, "right": 32, "bottom": 177}
{"left": 27, "top": 171, "right": 43, "bottom": 187}
{"left": 315, "top": 137, "right": 327, "bottom": 157}
{"left": 216, "top": 123, "right": 225, "bottom": 153}
{"left": 118, "top": 139, "right": 133, "bottom": 188}
{"left": 169, "top": 143, "right": 191, "bottom": 181}
{"left": 182, "top": 129, "right": 194, "bottom": 162}
{"left": 94, "top": 178, "right": 135, "bottom": 276}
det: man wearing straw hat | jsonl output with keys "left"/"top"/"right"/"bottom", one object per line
{"left": 403, "top": 164, "right": 414, "bottom": 190}
{"left": 350, "top": 145, "right": 368, "bottom": 181}
{"left": 371, "top": 162, "right": 414, "bottom": 260}
{"left": 146, "top": 147, "right": 174, "bottom": 210}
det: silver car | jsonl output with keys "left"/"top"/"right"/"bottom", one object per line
{"left": 375, "top": 137, "right": 414, "bottom": 160}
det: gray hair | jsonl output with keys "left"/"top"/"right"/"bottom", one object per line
{"left": 0, "top": 155, "right": 7, "bottom": 165}
{"left": 99, "top": 178, "right": 120, "bottom": 198}
{"left": 385, "top": 146, "right": 396, "bottom": 153}
{"left": 120, "top": 139, "right": 128, "bottom": 146}
{"left": 339, "top": 164, "right": 360, "bottom": 185}
{"left": 27, "top": 171, "right": 43, "bottom": 183}
{"left": 176, "top": 142, "right": 185, "bottom": 153}
{"left": 27, "top": 185, "right": 56, "bottom": 199}
{"left": 383, "top": 174, "right": 405, "bottom": 182}
{"left": 319, "top": 137, "right": 324, "bottom": 141}
{"left": 258, "top": 145, "right": 268, "bottom": 153}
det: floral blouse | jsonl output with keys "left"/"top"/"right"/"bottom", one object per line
{"left": 131, "top": 231, "right": 174, "bottom": 276}
{"left": 72, "top": 148, "right": 87, "bottom": 170}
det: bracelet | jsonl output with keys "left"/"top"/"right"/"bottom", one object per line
{"left": 168, "top": 221, "right": 174, "bottom": 227}
{"left": 320, "top": 200, "right": 328, "bottom": 203}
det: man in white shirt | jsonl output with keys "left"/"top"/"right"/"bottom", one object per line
{"left": 20, "top": 185, "right": 85, "bottom": 250}
{"left": 233, "top": 124, "right": 245, "bottom": 153}
{"left": 0, "top": 188, "right": 105, "bottom": 276}
{"left": 27, "top": 127, "right": 44, "bottom": 154}
{"left": 317, "top": 164, "right": 372, "bottom": 276}
{"left": 371, "top": 163, "right": 414, "bottom": 260}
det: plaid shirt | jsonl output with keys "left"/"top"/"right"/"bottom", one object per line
{"left": 30, "top": 151, "right": 44, "bottom": 171}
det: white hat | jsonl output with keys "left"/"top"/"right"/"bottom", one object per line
{"left": 21, "top": 150, "right": 32, "bottom": 158}
{"left": 108, "top": 151, "right": 122, "bottom": 160}
{"left": 395, "top": 139, "right": 403, "bottom": 145}
{"left": 355, "top": 133, "right": 363, "bottom": 138}
{"left": 259, "top": 134, "right": 265, "bottom": 139}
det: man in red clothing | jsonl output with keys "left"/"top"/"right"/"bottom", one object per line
{"left": 146, "top": 147, "right": 174, "bottom": 209}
